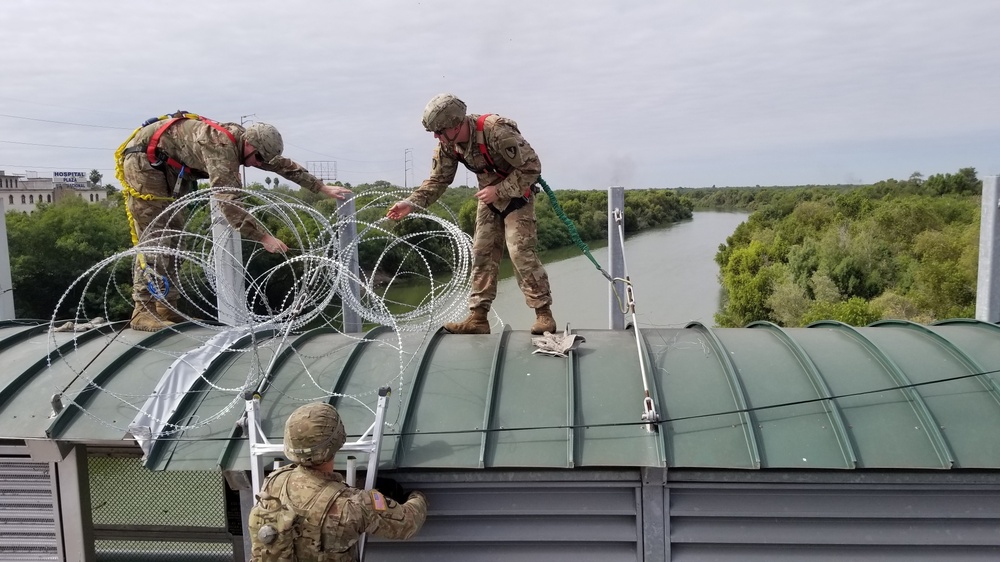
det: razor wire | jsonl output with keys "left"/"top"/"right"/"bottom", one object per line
{"left": 45, "top": 185, "right": 481, "bottom": 438}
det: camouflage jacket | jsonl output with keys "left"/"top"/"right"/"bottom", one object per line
{"left": 407, "top": 113, "right": 541, "bottom": 212}
{"left": 256, "top": 465, "right": 427, "bottom": 561}
{"left": 130, "top": 118, "right": 326, "bottom": 192}
{"left": 126, "top": 117, "right": 326, "bottom": 241}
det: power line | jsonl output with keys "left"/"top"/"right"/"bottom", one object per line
{"left": 0, "top": 112, "right": 131, "bottom": 130}
{"left": 0, "top": 164, "right": 116, "bottom": 172}
{"left": 0, "top": 139, "right": 109, "bottom": 151}
{"left": 0, "top": 96, "right": 132, "bottom": 118}
{"left": 285, "top": 141, "right": 400, "bottom": 164}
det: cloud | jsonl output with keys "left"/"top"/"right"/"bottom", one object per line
{"left": 1, "top": 0, "right": 997, "bottom": 188}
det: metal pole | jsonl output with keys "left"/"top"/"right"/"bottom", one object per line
{"left": 977, "top": 176, "right": 1000, "bottom": 322}
{"left": 337, "top": 197, "right": 362, "bottom": 332}
{"left": 211, "top": 196, "right": 247, "bottom": 326}
{"left": 0, "top": 195, "right": 14, "bottom": 319}
{"left": 608, "top": 186, "right": 625, "bottom": 329}
{"left": 239, "top": 114, "right": 255, "bottom": 188}
{"left": 404, "top": 148, "right": 413, "bottom": 189}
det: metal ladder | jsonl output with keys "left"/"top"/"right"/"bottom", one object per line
{"left": 244, "top": 386, "right": 392, "bottom": 494}
{"left": 244, "top": 386, "right": 392, "bottom": 559}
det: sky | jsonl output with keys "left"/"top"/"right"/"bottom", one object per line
{"left": 1, "top": 0, "right": 998, "bottom": 191}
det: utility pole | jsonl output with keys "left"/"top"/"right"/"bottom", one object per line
{"left": 404, "top": 148, "right": 413, "bottom": 189}
{"left": 0, "top": 195, "right": 14, "bottom": 319}
{"left": 239, "top": 114, "right": 256, "bottom": 188}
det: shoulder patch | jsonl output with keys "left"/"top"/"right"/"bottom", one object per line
{"left": 370, "top": 490, "right": 387, "bottom": 511}
{"left": 496, "top": 136, "right": 527, "bottom": 167}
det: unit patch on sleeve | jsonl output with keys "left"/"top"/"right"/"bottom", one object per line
{"left": 371, "top": 490, "right": 388, "bottom": 511}
{"left": 497, "top": 137, "right": 526, "bottom": 167}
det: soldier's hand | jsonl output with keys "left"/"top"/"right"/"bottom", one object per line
{"left": 260, "top": 234, "right": 288, "bottom": 254}
{"left": 374, "top": 477, "right": 409, "bottom": 505}
{"left": 319, "top": 184, "right": 352, "bottom": 201}
{"left": 386, "top": 201, "right": 413, "bottom": 221}
{"left": 474, "top": 184, "right": 499, "bottom": 205}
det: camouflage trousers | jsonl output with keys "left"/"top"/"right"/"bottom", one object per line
{"left": 123, "top": 154, "right": 191, "bottom": 304}
{"left": 469, "top": 198, "right": 552, "bottom": 311}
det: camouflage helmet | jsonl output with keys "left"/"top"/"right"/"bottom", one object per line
{"left": 283, "top": 402, "right": 346, "bottom": 467}
{"left": 422, "top": 93, "right": 467, "bottom": 132}
{"left": 244, "top": 122, "right": 284, "bottom": 163}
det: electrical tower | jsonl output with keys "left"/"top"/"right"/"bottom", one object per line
{"left": 307, "top": 161, "right": 338, "bottom": 182}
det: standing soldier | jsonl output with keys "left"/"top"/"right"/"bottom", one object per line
{"left": 386, "top": 94, "right": 557, "bottom": 335}
{"left": 249, "top": 402, "right": 428, "bottom": 561}
{"left": 118, "top": 112, "right": 351, "bottom": 331}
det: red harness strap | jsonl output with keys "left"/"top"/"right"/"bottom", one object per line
{"left": 475, "top": 114, "right": 499, "bottom": 174}
{"left": 146, "top": 116, "right": 237, "bottom": 170}
{"left": 465, "top": 113, "right": 531, "bottom": 199}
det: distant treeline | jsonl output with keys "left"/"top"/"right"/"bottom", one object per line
{"left": 703, "top": 168, "right": 983, "bottom": 327}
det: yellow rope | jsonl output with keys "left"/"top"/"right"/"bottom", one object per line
{"left": 115, "top": 113, "right": 190, "bottom": 276}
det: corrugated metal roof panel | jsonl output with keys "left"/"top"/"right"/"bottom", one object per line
{"left": 396, "top": 329, "right": 497, "bottom": 469}
{"left": 575, "top": 330, "right": 661, "bottom": 468}
{"left": 655, "top": 325, "right": 758, "bottom": 468}
{"left": 791, "top": 323, "right": 951, "bottom": 468}
{"left": 716, "top": 327, "right": 849, "bottom": 469}
{"left": 3, "top": 320, "right": 1000, "bottom": 471}
{"left": 866, "top": 321, "right": 1000, "bottom": 468}
{"left": 50, "top": 324, "right": 217, "bottom": 443}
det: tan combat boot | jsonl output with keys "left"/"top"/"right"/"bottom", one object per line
{"left": 129, "top": 300, "right": 175, "bottom": 332}
{"left": 443, "top": 307, "right": 490, "bottom": 334}
{"left": 155, "top": 300, "right": 187, "bottom": 324}
{"left": 530, "top": 305, "right": 557, "bottom": 335}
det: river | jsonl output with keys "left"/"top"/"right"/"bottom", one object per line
{"left": 489, "top": 210, "right": 750, "bottom": 330}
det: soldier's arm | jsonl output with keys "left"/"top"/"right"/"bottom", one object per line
{"left": 259, "top": 156, "right": 325, "bottom": 193}
{"left": 359, "top": 489, "right": 428, "bottom": 540}
{"left": 490, "top": 124, "right": 541, "bottom": 200}
{"left": 200, "top": 133, "right": 269, "bottom": 241}
{"left": 407, "top": 144, "right": 458, "bottom": 210}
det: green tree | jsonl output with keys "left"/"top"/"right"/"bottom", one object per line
{"left": 712, "top": 168, "right": 981, "bottom": 326}
{"left": 801, "top": 297, "right": 882, "bottom": 326}
{"left": 8, "top": 198, "right": 132, "bottom": 320}
{"left": 715, "top": 240, "right": 775, "bottom": 327}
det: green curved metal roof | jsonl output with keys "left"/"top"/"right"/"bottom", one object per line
{"left": 2, "top": 318, "right": 1000, "bottom": 471}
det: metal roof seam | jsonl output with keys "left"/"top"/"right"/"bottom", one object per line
{"left": 747, "top": 321, "right": 857, "bottom": 469}
{"left": 808, "top": 320, "right": 954, "bottom": 469}
{"left": 686, "top": 322, "right": 762, "bottom": 469}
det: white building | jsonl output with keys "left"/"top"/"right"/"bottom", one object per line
{"left": 0, "top": 170, "right": 107, "bottom": 213}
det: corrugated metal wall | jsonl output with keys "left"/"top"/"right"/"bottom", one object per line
{"left": 663, "top": 471, "right": 1000, "bottom": 561}
{"left": 0, "top": 456, "right": 61, "bottom": 561}
{"left": 367, "top": 470, "right": 642, "bottom": 562}
{"left": 353, "top": 469, "right": 1000, "bottom": 561}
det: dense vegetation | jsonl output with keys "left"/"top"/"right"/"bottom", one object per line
{"left": 5, "top": 177, "right": 692, "bottom": 320}
{"left": 7, "top": 196, "right": 132, "bottom": 320}
{"left": 702, "top": 168, "right": 982, "bottom": 327}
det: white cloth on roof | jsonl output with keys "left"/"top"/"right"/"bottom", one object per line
{"left": 531, "top": 330, "right": 586, "bottom": 357}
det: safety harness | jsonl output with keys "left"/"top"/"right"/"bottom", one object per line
{"left": 122, "top": 113, "right": 236, "bottom": 183}
{"left": 114, "top": 112, "right": 237, "bottom": 299}
{"left": 457, "top": 114, "right": 535, "bottom": 219}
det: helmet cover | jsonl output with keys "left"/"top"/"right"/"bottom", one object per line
{"left": 283, "top": 402, "right": 346, "bottom": 467}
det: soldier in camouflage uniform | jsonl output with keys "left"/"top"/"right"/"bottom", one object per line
{"left": 386, "top": 94, "right": 557, "bottom": 335}
{"left": 249, "top": 402, "right": 427, "bottom": 562}
{"left": 121, "top": 114, "right": 351, "bottom": 331}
